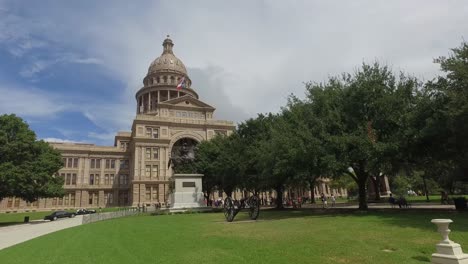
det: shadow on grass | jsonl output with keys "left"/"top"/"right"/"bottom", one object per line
{"left": 234, "top": 208, "right": 468, "bottom": 233}
{"left": 411, "top": 255, "right": 430, "bottom": 262}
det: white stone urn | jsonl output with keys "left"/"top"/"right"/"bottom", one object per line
{"left": 431, "top": 219, "right": 453, "bottom": 244}
{"left": 430, "top": 219, "right": 468, "bottom": 264}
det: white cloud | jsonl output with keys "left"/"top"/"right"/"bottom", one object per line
{"left": 0, "top": 83, "right": 64, "bottom": 117}
{"left": 42, "top": 137, "right": 86, "bottom": 144}
{"left": 1, "top": 1, "right": 468, "bottom": 144}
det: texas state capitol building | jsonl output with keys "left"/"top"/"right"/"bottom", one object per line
{"left": 0, "top": 37, "right": 351, "bottom": 212}
{"left": 0, "top": 36, "right": 234, "bottom": 211}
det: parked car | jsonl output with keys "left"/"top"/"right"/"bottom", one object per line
{"left": 76, "top": 209, "right": 97, "bottom": 215}
{"left": 44, "top": 211, "right": 76, "bottom": 221}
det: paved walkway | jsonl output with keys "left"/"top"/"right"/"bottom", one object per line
{"left": 0, "top": 216, "right": 83, "bottom": 251}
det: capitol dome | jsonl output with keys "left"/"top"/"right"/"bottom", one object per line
{"left": 147, "top": 36, "right": 187, "bottom": 75}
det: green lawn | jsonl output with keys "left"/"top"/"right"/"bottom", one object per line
{"left": 0, "top": 210, "right": 467, "bottom": 264}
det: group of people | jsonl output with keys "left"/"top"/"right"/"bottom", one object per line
{"left": 320, "top": 193, "right": 336, "bottom": 208}
{"left": 388, "top": 194, "right": 410, "bottom": 208}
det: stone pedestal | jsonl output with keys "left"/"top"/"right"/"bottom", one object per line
{"left": 170, "top": 174, "right": 205, "bottom": 209}
{"left": 431, "top": 219, "right": 468, "bottom": 264}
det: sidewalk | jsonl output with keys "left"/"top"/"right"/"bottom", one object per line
{"left": 0, "top": 216, "right": 83, "bottom": 251}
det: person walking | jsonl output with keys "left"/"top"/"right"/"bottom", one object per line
{"left": 331, "top": 194, "right": 336, "bottom": 207}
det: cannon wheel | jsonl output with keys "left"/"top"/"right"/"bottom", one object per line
{"left": 248, "top": 195, "right": 260, "bottom": 220}
{"left": 224, "top": 197, "right": 235, "bottom": 222}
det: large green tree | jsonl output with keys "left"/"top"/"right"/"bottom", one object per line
{"left": 305, "top": 63, "right": 419, "bottom": 209}
{"left": 0, "top": 114, "right": 64, "bottom": 202}
{"left": 409, "top": 42, "right": 468, "bottom": 193}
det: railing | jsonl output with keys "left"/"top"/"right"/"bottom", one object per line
{"left": 81, "top": 207, "right": 140, "bottom": 224}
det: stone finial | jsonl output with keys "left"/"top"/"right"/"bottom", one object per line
{"left": 431, "top": 219, "right": 468, "bottom": 264}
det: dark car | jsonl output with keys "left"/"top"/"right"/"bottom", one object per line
{"left": 76, "top": 209, "right": 97, "bottom": 215}
{"left": 44, "top": 211, "right": 76, "bottom": 221}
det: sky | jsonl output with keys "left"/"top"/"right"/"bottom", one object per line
{"left": 0, "top": 1, "right": 467, "bottom": 146}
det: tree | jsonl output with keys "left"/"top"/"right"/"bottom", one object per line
{"left": 0, "top": 114, "right": 64, "bottom": 202}
{"left": 408, "top": 42, "right": 468, "bottom": 194}
{"left": 305, "top": 63, "right": 419, "bottom": 209}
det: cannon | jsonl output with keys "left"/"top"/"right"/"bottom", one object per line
{"left": 223, "top": 195, "right": 260, "bottom": 222}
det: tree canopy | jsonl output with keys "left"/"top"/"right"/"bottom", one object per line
{"left": 0, "top": 114, "right": 64, "bottom": 202}
{"left": 193, "top": 42, "right": 468, "bottom": 210}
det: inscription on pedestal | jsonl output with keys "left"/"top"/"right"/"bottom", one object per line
{"left": 182, "top": 182, "right": 195, "bottom": 187}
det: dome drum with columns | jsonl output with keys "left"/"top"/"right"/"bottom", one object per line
{"left": 136, "top": 36, "right": 198, "bottom": 115}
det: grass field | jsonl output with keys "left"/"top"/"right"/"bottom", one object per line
{"left": 0, "top": 210, "right": 467, "bottom": 264}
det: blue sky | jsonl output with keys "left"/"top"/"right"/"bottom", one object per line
{"left": 1, "top": 1, "right": 467, "bottom": 145}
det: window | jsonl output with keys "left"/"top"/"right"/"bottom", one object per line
{"left": 7, "top": 197, "right": 13, "bottom": 208}
{"left": 152, "top": 148, "right": 159, "bottom": 159}
{"left": 152, "top": 165, "right": 158, "bottom": 178}
{"left": 64, "top": 195, "right": 69, "bottom": 206}
{"left": 66, "top": 173, "right": 71, "bottom": 185}
{"left": 120, "top": 141, "right": 129, "bottom": 150}
{"left": 145, "top": 127, "right": 159, "bottom": 139}
{"left": 90, "top": 174, "right": 99, "bottom": 185}
{"left": 110, "top": 174, "right": 114, "bottom": 185}
{"left": 120, "top": 160, "right": 129, "bottom": 169}
{"left": 146, "top": 187, "right": 151, "bottom": 200}
{"left": 119, "top": 174, "right": 128, "bottom": 185}
{"left": 58, "top": 197, "right": 63, "bottom": 206}
{"left": 90, "top": 158, "right": 101, "bottom": 169}
{"left": 70, "top": 193, "right": 75, "bottom": 206}
{"left": 119, "top": 191, "right": 129, "bottom": 205}
{"left": 105, "top": 174, "right": 109, "bottom": 185}
{"left": 105, "top": 192, "right": 113, "bottom": 205}
{"left": 146, "top": 148, "right": 151, "bottom": 159}
{"left": 63, "top": 157, "right": 80, "bottom": 168}
{"left": 145, "top": 148, "right": 159, "bottom": 160}
{"left": 105, "top": 159, "right": 115, "bottom": 169}
{"left": 89, "top": 192, "right": 98, "bottom": 205}
{"left": 145, "top": 165, "right": 151, "bottom": 177}
{"left": 152, "top": 186, "right": 158, "bottom": 200}
{"left": 72, "top": 173, "right": 77, "bottom": 185}
{"left": 52, "top": 197, "right": 57, "bottom": 206}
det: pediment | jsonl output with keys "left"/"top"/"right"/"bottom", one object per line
{"left": 160, "top": 95, "right": 215, "bottom": 110}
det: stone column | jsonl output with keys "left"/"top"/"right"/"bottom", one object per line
{"left": 132, "top": 184, "right": 140, "bottom": 207}
{"left": 75, "top": 190, "right": 81, "bottom": 208}
{"left": 81, "top": 191, "right": 89, "bottom": 207}
{"left": 157, "top": 91, "right": 160, "bottom": 103}
{"left": 98, "top": 190, "right": 105, "bottom": 208}
{"left": 148, "top": 92, "right": 151, "bottom": 111}
{"left": 158, "top": 184, "right": 164, "bottom": 204}
{"left": 139, "top": 184, "right": 145, "bottom": 205}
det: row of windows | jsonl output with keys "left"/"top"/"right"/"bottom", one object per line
{"left": 89, "top": 191, "right": 128, "bottom": 205}
{"left": 145, "top": 147, "right": 159, "bottom": 160}
{"left": 174, "top": 111, "right": 204, "bottom": 119}
{"left": 89, "top": 174, "right": 129, "bottom": 185}
{"left": 60, "top": 173, "right": 77, "bottom": 185}
{"left": 89, "top": 159, "right": 128, "bottom": 169}
{"left": 52, "top": 193, "right": 76, "bottom": 206}
{"left": 63, "top": 158, "right": 79, "bottom": 168}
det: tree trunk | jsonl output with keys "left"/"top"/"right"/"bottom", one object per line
{"left": 308, "top": 179, "right": 316, "bottom": 204}
{"left": 357, "top": 177, "right": 368, "bottom": 210}
{"left": 275, "top": 185, "right": 284, "bottom": 209}
{"left": 372, "top": 175, "right": 381, "bottom": 201}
